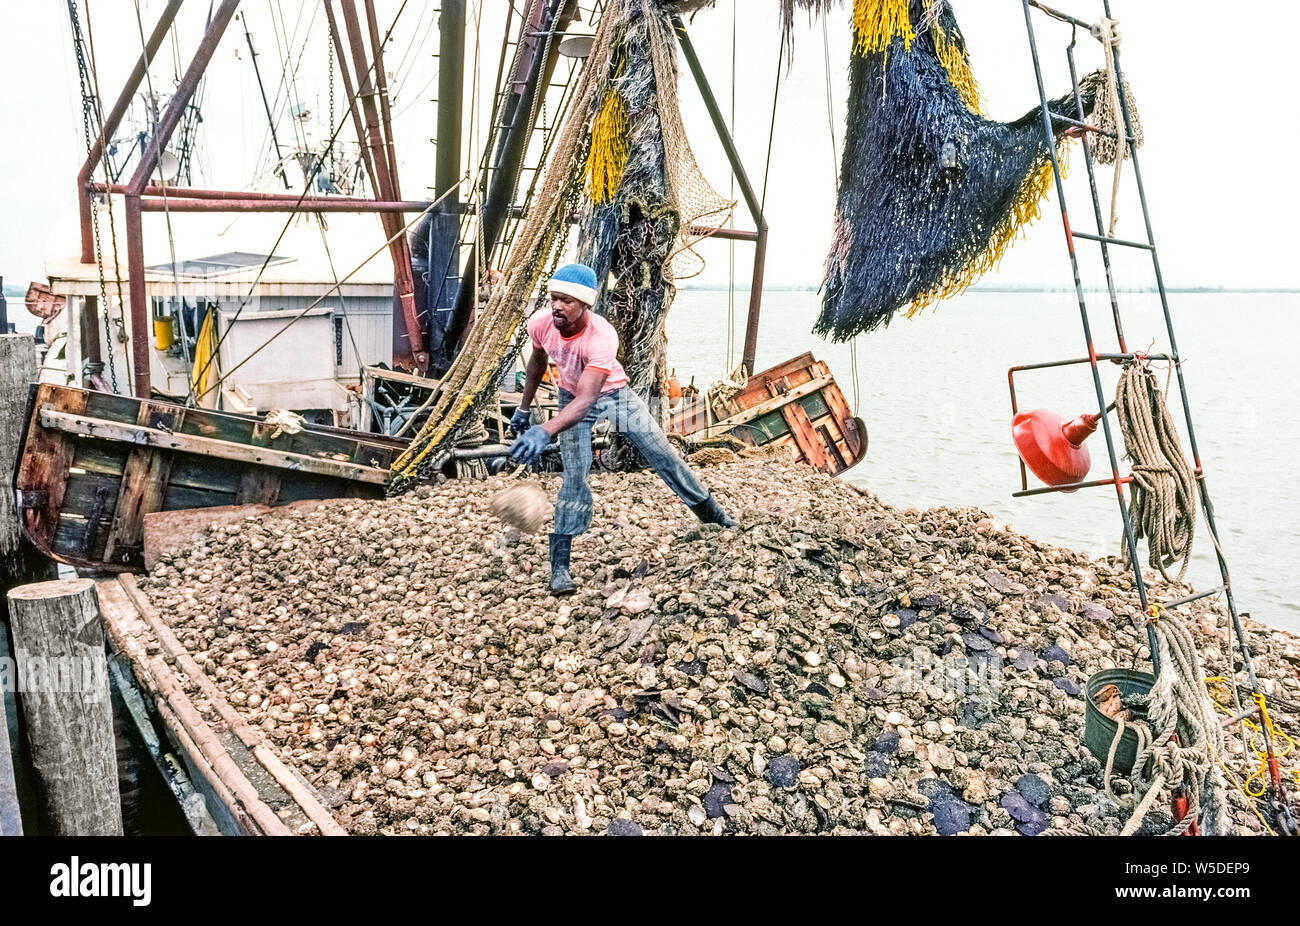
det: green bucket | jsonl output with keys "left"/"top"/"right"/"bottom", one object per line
{"left": 1084, "top": 668, "right": 1155, "bottom": 775}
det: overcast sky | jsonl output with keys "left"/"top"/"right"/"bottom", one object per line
{"left": 2, "top": 0, "right": 1297, "bottom": 291}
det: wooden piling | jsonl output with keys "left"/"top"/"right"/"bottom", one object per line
{"left": 0, "top": 668, "right": 20, "bottom": 835}
{"left": 2, "top": 334, "right": 58, "bottom": 834}
{"left": 2, "top": 334, "right": 57, "bottom": 591}
{"left": 6, "top": 579, "right": 122, "bottom": 835}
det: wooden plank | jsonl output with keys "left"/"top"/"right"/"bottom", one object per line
{"left": 15, "top": 384, "right": 89, "bottom": 557}
{"left": 780, "top": 400, "right": 832, "bottom": 472}
{"left": 819, "top": 379, "right": 864, "bottom": 460}
{"left": 61, "top": 472, "right": 121, "bottom": 517}
{"left": 82, "top": 389, "right": 151, "bottom": 425}
{"left": 167, "top": 455, "right": 244, "bottom": 493}
{"left": 88, "top": 385, "right": 403, "bottom": 465}
{"left": 94, "top": 579, "right": 293, "bottom": 835}
{"left": 70, "top": 441, "right": 130, "bottom": 476}
{"left": 701, "top": 375, "right": 834, "bottom": 436}
{"left": 236, "top": 422, "right": 283, "bottom": 505}
{"left": 56, "top": 479, "right": 115, "bottom": 561}
{"left": 39, "top": 407, "right": 390, "bottom": 485}
{"left": 117, "top": 576, "right": 346, "bottom": 835}
{"left": 162, "top": 485, "right": 237, "bottom": 513}
{"left": 104, "top": 402, "right": 180, "bottom": 567}
{"left": 729, "top": 353, "right": 817, "bottom": 409}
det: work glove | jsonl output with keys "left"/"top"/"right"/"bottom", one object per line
{"left": 510, "top": 424, "right": 551, "bottom": 466}
{"left": 509, "top": 406, "right": 532, "bottom": 437}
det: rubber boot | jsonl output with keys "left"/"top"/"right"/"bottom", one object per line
{"left": 548, "top": 533, "right": 577, "bottom": 595}
{"left": 689, "top": 492, "right": 739, "bottom": 528}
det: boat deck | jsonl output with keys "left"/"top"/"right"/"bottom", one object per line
{"left": 96, "top": 575, "right": 344, "bottom": 835}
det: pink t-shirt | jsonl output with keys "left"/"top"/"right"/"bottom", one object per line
{"left": 526, "top": 309, "right": 630, "bottom": 394}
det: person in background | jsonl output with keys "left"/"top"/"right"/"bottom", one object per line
{"left": 510, "top": 262, "right": 738, "bottom": 595}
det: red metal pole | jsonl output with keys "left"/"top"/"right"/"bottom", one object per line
{"left": 124, "top": 0, "right": 241, "bottom": 397}
{"left": 138, "top": 197, "right": 431, "bottom": 212}
{"left": 742, "top": 224, "right": 769, "bottom": 377}
{"left": 336, "top": 1, "right": 399, "bottom": 204}
{"left": 78, "top": 0, "right": 184, "bottom": 264}
{"left": 337, "top": 0, "right": 424, "bottom": 371}
{"left": 98, "top": 182, "right": 431, "bottom": 205}
{"left": 363, "top": 0, "right": 402, "bottom": 191}
{"left": 124, "top": 196, "right": 147, "bottom": 397}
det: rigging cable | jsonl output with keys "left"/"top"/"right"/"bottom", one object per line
{"left": 315, "top": 220, "right": 368, "bottom": 381}
{"left": 823, "top": 15, "right": 858, "bottom": 410}
{"left": 77, "top": 0, "right": 132, "bottom": 390}
{"left": 725, "top": 0, "right": 736, "bottom": 375}
{"left": 186, "top": 32, "right": 394, "bottom": 389}
{"left": 189, "top": 30, "right": 450, "bottom": 394}
{"left": 197, "top": 178, "right": 470, "bottom": 401}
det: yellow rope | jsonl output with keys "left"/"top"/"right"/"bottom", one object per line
{"left": 584, "top": 88, "right": 629, "bottom": 204}
{"left": 852, "top": 0, "right": 913, "bottom": 56}
{"left": 1205, "top": 676, "right": 1297, "bottom": 826}
{"left": 932, "top": 21, "right": 981, "bottom": 113}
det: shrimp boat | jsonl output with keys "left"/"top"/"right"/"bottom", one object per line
{"left": 14, "top": 0, "right": 867, "bottom": 578}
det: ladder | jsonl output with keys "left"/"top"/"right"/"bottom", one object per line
{"left": 1014, "top": 0, "right": 1293, "bottom": 832}
{"left": 429, "top": 0, "right": 603, "bottom": 312}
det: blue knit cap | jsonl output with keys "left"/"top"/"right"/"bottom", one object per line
{"left": 548, "top": 263, "right": 599, "bottom": 306}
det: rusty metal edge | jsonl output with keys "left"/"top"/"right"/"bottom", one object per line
{"left": 115, "top": 575, "right": 346, "bottom": 835}
{"left": 96, "top": 577, "right": 298, "bottom": 835}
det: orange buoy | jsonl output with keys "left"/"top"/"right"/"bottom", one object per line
{"left": 1012, "top": 408, "right": 1099, "bottom": 490}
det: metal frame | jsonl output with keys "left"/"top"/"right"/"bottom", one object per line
{"left": 672, "top": 14, "right": 768, "bottom": 378}
{"left": 1019, "top": 0, "right": 1288, "bottom": 821}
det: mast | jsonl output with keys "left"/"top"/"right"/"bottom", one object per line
{"left": 434, "top": 0, "right": 577, "bottom": 375}
{"left": 423, "top": 0, "right": 466, "bottom": 358}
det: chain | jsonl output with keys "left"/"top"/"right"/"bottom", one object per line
{"left": 68, "top": 0, "right": 120, "bottom": 391}
{"left": 330, "top": 33, "right": 335, "bottom": 157}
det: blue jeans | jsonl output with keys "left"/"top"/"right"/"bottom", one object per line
{"left": 554, "top": 386, "right": 710, "bottom": 535}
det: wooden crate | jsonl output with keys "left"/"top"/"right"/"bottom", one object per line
{"left": 668, "top": 353, "right": 867, "bottom": 475}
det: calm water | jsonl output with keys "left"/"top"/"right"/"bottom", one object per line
{"left": 667, "top": 289, "right": 1300, "bottom": 635}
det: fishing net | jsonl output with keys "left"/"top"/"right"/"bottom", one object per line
{"left": 388, "top": 8, "right": 621, "bottom": 492}
{"left": 578, "top": 0, "right": 733, "bottom": 405}
{"left": 794, "top": 0, "right": 1105, "bottom": 339}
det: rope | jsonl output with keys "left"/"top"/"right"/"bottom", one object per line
{"left": 389, "top": 5, "right": 622, "bottom": 489}
{"left": 1115, "top": 361, "right": 1196, "bottom": 583}
{"left": 1207, "top": 679, "right": 1300, "bottom": 800}
{"left": 1109, "top": 608, "right": 1230, "bottom": 836}
{"left": 1093, "top": 17, "right": 1125, "bottom": 236}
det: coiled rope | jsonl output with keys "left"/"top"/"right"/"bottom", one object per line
{"left": 1097, "top": 607, "right": 1229, "bottom": 835}
{"left": 1115, "top": 361, "right": 1196, "bottom": 582}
